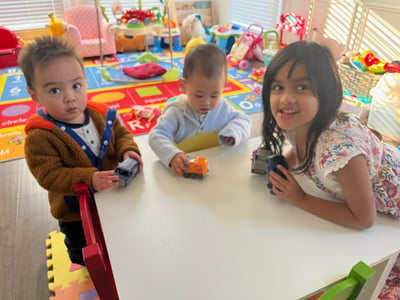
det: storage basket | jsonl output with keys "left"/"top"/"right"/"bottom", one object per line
{"left": 337, "top": 63, "right": 382, "bottom": 100}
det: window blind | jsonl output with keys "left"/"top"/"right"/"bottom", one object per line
{"left": 0, "top": 0, "right": 163, "bottom": 31}
{"left": 229, "top": 0, "right": 283, "bottom": 31}
{"left": 0, "top": 1, "right": 64, "bottom": 31}
{"left": 307, "top": 0, "right": 400, "bottom": 62}
{"left": 356, "top": 7, "right": 400, "bottom": 62}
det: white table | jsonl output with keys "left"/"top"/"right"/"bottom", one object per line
{"left": 95, "top": 136, "right": 400, "bottom": 300}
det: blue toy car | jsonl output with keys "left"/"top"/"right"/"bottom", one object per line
{"left": 267, "top": 155, "right": 289, "bottom": 194}
{"left": 114, "top": 158, "right": 139, "bottom": 187}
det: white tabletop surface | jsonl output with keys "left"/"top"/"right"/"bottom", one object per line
{"left": 95, "top": 135, "right": 400, "bottom": 300}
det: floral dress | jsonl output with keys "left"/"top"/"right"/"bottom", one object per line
{"left": 286, "top": 113, "right": 400, "bottom": 219}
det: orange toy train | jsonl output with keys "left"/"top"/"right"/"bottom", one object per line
{"left": 183, "top": 156, "right": 209, "bottom": 179}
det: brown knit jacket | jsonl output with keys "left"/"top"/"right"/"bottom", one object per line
{"left": 24, "top": 102, "right": 140, "bottom": 221}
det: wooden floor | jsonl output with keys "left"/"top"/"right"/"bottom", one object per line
{"left": 0, "top": 158, "right": 58, "bottom": 299}
{"left": 0, "top": 112, "right": 263, "bottom": 300}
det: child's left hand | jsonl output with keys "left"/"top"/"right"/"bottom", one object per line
{"left": 220, "top": 135, "right": 235, "bottom": 145}
{"left": 123, "top": 151, "right": 143, "bottom": 172}
{"left": 268, "top": 165, "right": 305, "bottom": 204}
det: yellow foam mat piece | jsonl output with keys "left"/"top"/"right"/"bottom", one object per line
{"left": 46, "top": 230, "right": 98, "bottom": 300}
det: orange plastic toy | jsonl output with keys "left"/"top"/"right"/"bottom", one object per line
{"left": 183, "top": 156, "right": 209, "bottom": 179}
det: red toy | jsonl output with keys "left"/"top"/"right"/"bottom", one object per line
{"left": 384, "top": 62, "right": 400, "bottom": 73}
{"left": 119, "top": 9, "right": 155, "bottom": 24}
{"left": 227, "top": 24, "right": 264, "bottom": 69}
{"left": 276, "top": 13, "right": 305, "bottom": 47}
{"left": 128, "top": 105, "right": 161, "bottom": 121}
{"left": 249, "top": 67, "right": 266, "bottom": 83}
{"left": 0, "top": 27, "right": 23, "bottom": 69}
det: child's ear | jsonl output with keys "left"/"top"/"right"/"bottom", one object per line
{"left": 28, "top": 88, "right": 40, "bottom": 105}
{"left": 178, "top": 78, "right": 186, "bottom": 92}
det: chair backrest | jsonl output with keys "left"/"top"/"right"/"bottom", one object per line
{"left": 305, "top": 261, "right": 376, "bottom": 300}
{"left": 0, "top": 27, "right": 18, "bottom": 49}
{"left": 64, "top": 5, "right": 103, "bottom": 39}
{"left": 74, "top": 183, "right": 119, "bottom": 300}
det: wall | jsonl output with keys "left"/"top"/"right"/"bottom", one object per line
{"left": 213, "top": 0, "right": 229, "bottom": 24}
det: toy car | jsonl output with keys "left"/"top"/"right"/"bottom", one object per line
{"left": 114, "top": 158, "right": 139, "bottom": 187}
{"left": 251, "top": 147, "right": 272, "bottom": 175}
{"left": 183, "top": 156, "right": 209, "bottom": 179}
{"left": 267, "top": 155, "right": 289, "bottom": 194}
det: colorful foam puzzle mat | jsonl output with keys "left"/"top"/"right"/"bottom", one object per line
{"left": 0, "top": 51, "right": 263, "bottom": 163}
{"left": 46, "top": 230, "right": 98, "bottom": 300}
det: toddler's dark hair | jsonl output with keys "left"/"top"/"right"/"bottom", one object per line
{"left": 18, "top": 35, "right": 83, "bottom": 89}
{"left": 183, "top": 43, "right": 227, "bottom": 80}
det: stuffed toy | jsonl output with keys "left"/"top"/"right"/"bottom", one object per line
{"left": 123, "top": 62, "right": 167, "bottom": 79}
{"left": 180, "top": 14, "right": 208, "bottom": 46}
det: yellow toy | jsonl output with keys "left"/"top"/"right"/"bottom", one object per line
{"left": 352, "top": 50, "right": 386, "bottom": 74}
{"left": 48, "top": 13, "right": 66, "bottom": 36}
{"left": 184, "top": 37, "right": 206, "bottom": 54}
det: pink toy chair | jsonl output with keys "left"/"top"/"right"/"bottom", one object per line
{"left": 276, "top": 12, "right": 306, "bottom": 47}
{"left": 64, "top": 5, "right": 116, "bottom": 58}
{"left": 0, "top": 27, "right": 22, "bottom": 68}
{"left": 74, "top": 183, "right": 119, "bottom": 300}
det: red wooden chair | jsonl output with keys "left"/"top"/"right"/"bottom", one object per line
{"left": 74, "top": 183, "right": 119, "bottom": 300}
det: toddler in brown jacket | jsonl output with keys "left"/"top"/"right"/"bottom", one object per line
{"left": 19, "top": 35, "right": 143, "bottom": 265}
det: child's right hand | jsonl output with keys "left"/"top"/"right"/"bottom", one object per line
{"left": 170, "top": 153, "right": 190, "bottom": 176}
{"left": 269, "top": 165, "right": 305, "bottom": 205}
{"left": 92, "top": 170, "right": 120, "bottom": 191}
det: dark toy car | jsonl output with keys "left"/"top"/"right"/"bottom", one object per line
{"left": 114, "top": 158, "right": 139, "bottom": 187}
{"left": 251, "top": 148, "right": 273, "bottom": 175}
{"left": 267, "top": 155, "right": 289, "bottom": 194}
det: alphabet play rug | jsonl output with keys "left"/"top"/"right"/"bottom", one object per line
{"left": 0, "top": 51, "right": 263, "bottom": 163}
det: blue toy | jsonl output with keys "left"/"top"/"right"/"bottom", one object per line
{"left": 207, "top": 24, "right": 243, "bottom": 54}
{"left": 266, "top": 155, "right": 289, "bottom": 195}
{"left": 114, "top": 158, "right": 139, "bottom": 187}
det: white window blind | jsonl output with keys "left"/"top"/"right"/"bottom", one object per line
{"left": 356, "top": 6, "right": 400, "bottom": 62}
{"left": 307, "top": 0, "right": 400, "bottom": 62}
{"left": 0, "top": 0, "right": 163, "bottom": 31}
{"left": 229, "top": 0, "right": 283, "bottom": 31}
{"left": 0, "top": 1, "right": 64, "bottom": 31}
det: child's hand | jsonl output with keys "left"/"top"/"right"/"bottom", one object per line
{"left": 220, "top": 135, "right": 235, "bottom": 145}
{"left": 170, "top": 153, "right": 190, "bottom": 176}
{"left": 92, "top": 170, "right": 120, "bottom": 191}
{"left": 123, "top": 151, "right": 143, "bottom": 172}
{"left": 268, "top": 165, "right": 306, "bottom": 204}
